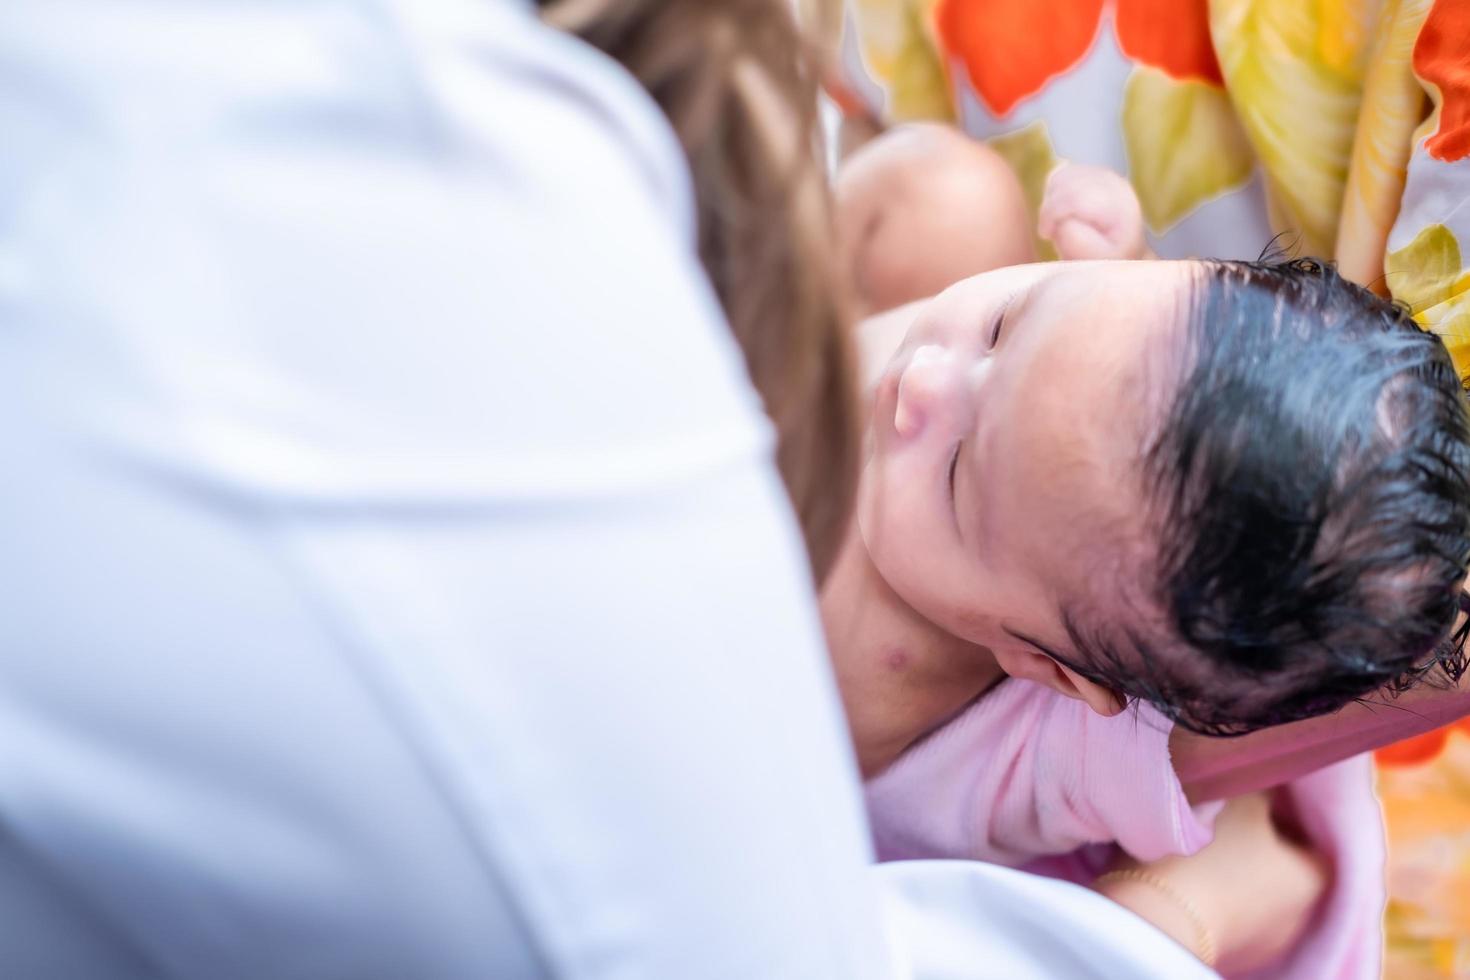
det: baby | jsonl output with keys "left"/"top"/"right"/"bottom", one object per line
{"left": 823, "top": 124, "right": 1470, "bottom": 977}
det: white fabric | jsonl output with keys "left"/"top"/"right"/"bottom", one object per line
{"left": 0, "top": 2, "right": 1215, "bottom": 977}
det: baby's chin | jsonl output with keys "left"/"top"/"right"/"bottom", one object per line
{"left": 856, "top": 514, "right": 959, "bottom": 621}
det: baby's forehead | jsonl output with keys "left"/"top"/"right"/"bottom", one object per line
{"left": 1010, "top": 419, "right": 1167, "bottom": 636}
{"left": 1022, "top": 266, "right": 1193, "bottom": 460}
{"left": 1028, "top": 262, "right": 1190, "bottom": 380}
{"left": 1013, "top": 357, "right": 1160, "bottom": 530}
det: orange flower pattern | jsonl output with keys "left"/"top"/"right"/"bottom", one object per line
{"left": 1414, "top": 0, "right": 1470, "bottom": 161}
{"left": 1377, "top": 718, "right": 1470, "bottom": 767}
{"left": 932, "top": 0, "right": 1105, "bottom": 118}
{"left": 933, "top": 0, "right": 1223, "bottom": 119}
{"left": 1112, "top": 0, "right": 1223, "bottom": 85}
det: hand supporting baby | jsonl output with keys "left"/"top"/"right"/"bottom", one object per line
{"left": 1095, "top": 793, "right": 1328, "bottom": 973}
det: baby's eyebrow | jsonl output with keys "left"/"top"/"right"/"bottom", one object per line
{"left": 993, "top": 279, "right": 1044, "bottom": 337}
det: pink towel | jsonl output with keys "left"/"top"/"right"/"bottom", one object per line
{"left": 866, "top": 679, "right": 1384, "bottom": 979}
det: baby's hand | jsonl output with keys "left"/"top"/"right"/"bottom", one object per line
{"left": 1038, "top": 163, "right": 1150, "bottom": 261}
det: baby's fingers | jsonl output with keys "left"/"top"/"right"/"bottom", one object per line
{"left": 1047, "top": 219, "right": 1119, "bottom": 261}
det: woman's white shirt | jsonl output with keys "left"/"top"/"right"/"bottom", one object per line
{"left": 0, "top": 2, "right": 1213, "bottom": 977}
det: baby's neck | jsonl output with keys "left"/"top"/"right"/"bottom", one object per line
{"left": 820, "top": 531, "right": 1006, "bottom": 778}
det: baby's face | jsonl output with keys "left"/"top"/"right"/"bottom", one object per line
{"left": 860, "top": 260, "right": 1196, "bottom": 667}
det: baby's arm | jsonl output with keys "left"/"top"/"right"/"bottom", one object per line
{"left": 1039, "top": 163, "right": 1153, "bottom": 261}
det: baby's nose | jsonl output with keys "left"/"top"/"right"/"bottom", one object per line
{"left": 894, "top": 344, "right": 968, "bottom": 441}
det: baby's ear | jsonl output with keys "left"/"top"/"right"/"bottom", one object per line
{"left": 992, "top": 647, "right": 1125, "bottom": 716}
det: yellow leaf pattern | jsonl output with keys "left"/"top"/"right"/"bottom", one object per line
{"left": 1208, "top": 0, "right": 1376, "bottom": 255}
{"left": 1388, "top": 222, "right": 1462, "bottom": 311}
{"left": 986, "top": 120, "right": 1061, "bottom": 261}
{"left": 1335, "top": 0, "right": 1434, "bottom": 287}
{"left": 1387, "top": 223, "right": 1470, "bottom": 382}
{"left": 851, "top": 0, "right": 954, "bottom": 122}
{"left": 1121, "top": 66, "right": 1255, "bottom": 234}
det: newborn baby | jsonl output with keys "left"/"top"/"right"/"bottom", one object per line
{"left": 823, "top": 124, "right": 1470, "bottom": 977}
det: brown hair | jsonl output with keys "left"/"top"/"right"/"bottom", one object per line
{"left": 540, "top": 0, "right": 861, "bottom": 584}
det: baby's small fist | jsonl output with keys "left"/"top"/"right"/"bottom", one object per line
{"left": 1038, "top": 163, "right": 1149, "bottom": 261}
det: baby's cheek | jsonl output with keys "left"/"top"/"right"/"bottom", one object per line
{"left": 870, "top": 520, "right": 956, "bottom": 611}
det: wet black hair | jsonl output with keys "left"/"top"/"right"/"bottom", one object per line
{"left": 1061, "top": 257, "right": 1470, "bottom": 736}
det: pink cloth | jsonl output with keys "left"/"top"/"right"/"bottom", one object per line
{"left": 866, "top": 679, "right": 1384, "bottom": 979}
